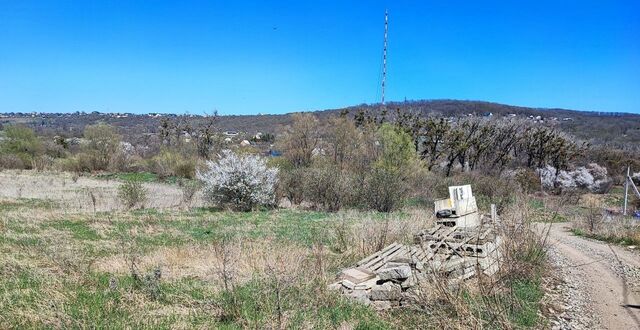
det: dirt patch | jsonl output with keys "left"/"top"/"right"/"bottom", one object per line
{"left": 93, "top": 241, "right": 311, "bottom": 286}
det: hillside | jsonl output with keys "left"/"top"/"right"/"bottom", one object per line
{"left": 2, "top": 100, "right": 640, "bottom": 148}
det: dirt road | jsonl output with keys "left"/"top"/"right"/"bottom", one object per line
{"left": 539, "top": 222, "right": 640, "bottom": 329}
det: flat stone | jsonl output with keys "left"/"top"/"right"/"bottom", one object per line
{"left": 376, "top": 265, "right": 412, "bottom": 281}
{"left": 354, "top": 276, "right": 380, "bottom": 290}
{"left": 370, "top": 282, "right": 402, "bottom": 301}
{"left": 340, "top": 268, "right": 376, "bottom": 284}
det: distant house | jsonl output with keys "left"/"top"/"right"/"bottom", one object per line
{"left": 482, "top": 112, "right": 493, "bottom": 117}
{"left": 224, "top": 131, "right": 239, "bottom": 137}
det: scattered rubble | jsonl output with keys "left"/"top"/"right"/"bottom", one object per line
{"left": 331, "top": 185, "right": 503, "bottom": 309}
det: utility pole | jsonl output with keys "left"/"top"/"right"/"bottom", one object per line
{"left": 624, "top": 166, "right": 629, "bottom": 216}
{"left": 381, "top": 10, "right": 388, "bottom": 105}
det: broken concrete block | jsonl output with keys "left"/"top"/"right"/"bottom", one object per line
{"left": 401, "top": 275, "right": 417, "bottom": 289}
{"left": 354, "top": 276, "right": 380, "bottom": 290}
{"left": 340, "top": 267, "right": 376, "bottom": 284}
{"left": 349, "top": 289, "right": 370, "bottom": 305}
{"left": 376, "top": 264, "right": 411, "bottom": 281}
{"left": 370, "top": 282, "right": 402, "bottom": 301}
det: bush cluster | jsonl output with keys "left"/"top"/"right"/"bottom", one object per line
{"left": 276, "top": 116, "right": 417, "bottom": 212}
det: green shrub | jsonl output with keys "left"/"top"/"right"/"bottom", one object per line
{"left": 149, "top": 150, "right": 196, "bottom": 179}
{"left": 277, "top": 167, "right": 306, "bottom": 205}
{"left": 359, "top": 124, "right": 416, "bottom": 212}
{"left": 0, "top": 125, "right": 43, "bottom": 169}
{"left": 83, "top": 123, "right": 121, "bottom": 171}
{"left": 303, "top": 162, "right": 353, "bottom": 212}
{"left": 362, "top": 168, "right": 407, "bottom": 212}
{"left": 117, "top": 179, "right": 148, "bottom": 209}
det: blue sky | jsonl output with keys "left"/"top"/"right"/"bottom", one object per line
{"left": 0, "top": 1, "right": 638, "bottom": 115}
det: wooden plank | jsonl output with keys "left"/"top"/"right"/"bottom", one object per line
{"left": 366, "top": 245, "right": 409, "bottom": 270}
{"left": 361, "top": 244, "right": 404, "bottom": 269}
{"left": 356, "top": 243, "right": 398, "bottom": 266}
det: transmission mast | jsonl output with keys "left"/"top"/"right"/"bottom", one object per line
{"left": 381, "top": 10, "right": 388, "bottom": 105}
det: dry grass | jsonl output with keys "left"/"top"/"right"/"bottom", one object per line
{"left": 0, "top": 172, "right": 551, "bottom": 328}
{"left": 0, "top": 170, "right": 203, "bottom": 212}
{"left": 399, "top": 194, "right": 549, "bottom": 329}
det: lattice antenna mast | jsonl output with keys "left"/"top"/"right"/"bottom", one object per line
{"left": 381, "top": 10, "right": 388, "bottom": 105}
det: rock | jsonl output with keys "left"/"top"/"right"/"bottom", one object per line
{"left": 376, "top": 264, "right": 412, "bottom": 281}
{"left": 401, "top": 275, "right": 417, "bottom": 289}
{"left": 349, "top": 289, "right": 370, "bottom": 305}
{"left": 370, "top": 282, "right": 402, "bottom": 301}
{"left": 355, "top": 277, "right": 380, "bottom": 290}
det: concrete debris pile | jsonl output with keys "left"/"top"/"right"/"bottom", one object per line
{"left": 330, "top": 185, "right": 503, "bottom": 309}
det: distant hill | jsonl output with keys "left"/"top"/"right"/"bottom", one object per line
{"left": 2, "top": 100, "right": 639, "bottom": 149}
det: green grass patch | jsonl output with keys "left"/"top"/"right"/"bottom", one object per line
{"left": 216, "top": 279, "right": 390, "bottom": 329}
{"left": 404, "top": 196, "right": 431, "bottom": 208}
{"left": 50, "top": 220, "right": 100, "bottom": 241}
{"left": 0, "top": 198, "right": 57, "bottom": 211}
{"left": 529, "top": 199, "right": 544, "bottom": 210}
{"left": 510, "top": 279, "right": 544, "bottom": 327}
{"left": 96, "top": 172, "right": 184, "bottom": 184}
{"left": 572, "top": 228, "right": 640, "bottom": 246}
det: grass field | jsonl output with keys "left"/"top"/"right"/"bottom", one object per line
{"left": 0, "top": 196, "right": 435, "bottom": 328}
{"left": 0, "top": 172, "right": 552, "bottom": 329}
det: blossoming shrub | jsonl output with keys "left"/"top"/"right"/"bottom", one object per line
{"left": 536, "top": 163, "right": 612, "bottom": 194}
{"left": 198, "top": 150, "right": 278, "bottom": 211}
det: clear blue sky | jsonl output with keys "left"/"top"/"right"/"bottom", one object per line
{"left": 1, "top": 1, "right": 638, "bottom": 115}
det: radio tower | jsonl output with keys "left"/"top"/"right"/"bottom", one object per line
{"left": 381, "top": 10, "right": 388, "bottom": 105}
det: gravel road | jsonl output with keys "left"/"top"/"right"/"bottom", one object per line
{"left": 538, "top": 222, "right": 640, "bottom": 330}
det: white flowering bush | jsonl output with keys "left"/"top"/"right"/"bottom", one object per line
{"left": 537, "top": 165, "right": 557, "bottom": 189}
{"left": 198, "top": 150, "right": 278, "bottom": 211}
{"left": 536, "top": 163, "right": 612, "bottom": 194}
